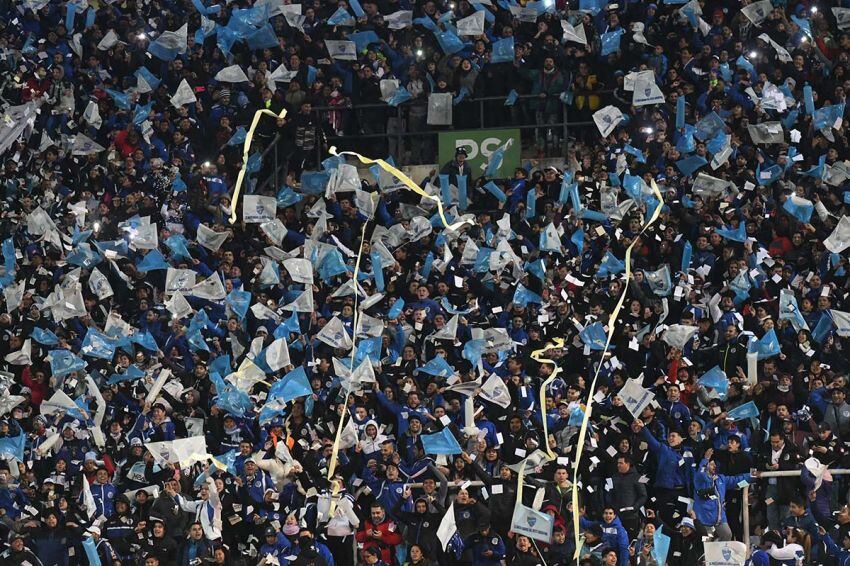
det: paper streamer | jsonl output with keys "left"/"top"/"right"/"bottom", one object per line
{"left": 227, "top": 108, "right": 288, "bottom": 225}
{"left": 571, "top": 180, "right": 663, "bottom": 559}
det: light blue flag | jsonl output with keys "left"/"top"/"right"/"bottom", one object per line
{"left": 726, "top": 401, "right": 759, "bottom": 421}
{"left": 483, "top": 181, "right": 506, "bottom": 202}
{"left": 349, "top": 0, "right": 365, "bottom": 17}
{"left": 579, "top": 0, "right": 606, "bottom": 13}
{"left": 525, "top": 260, "right": 546, "bottom": 281}
{"left": 705, "top": 131, "right": 727, "bottom": 155}
{"left": 623, "top": 174, "right": 643, "bottom": 202}
{"left": 300, "top": 170, "right": 331, "bottom": 194}
{"left": 165, "top": 234, "right": 192, "bottom": 261}
{"left": 214, "top": 449, "right": 238, "bottom": 476}
{"left": 597, "top": 252, "right": 625, "bottom": 278}
{"left": 214, "top": 385, "right": 253, "bottom": 416}
{"left": 792, "top": 15, "right": 812, "bottom": 38}
{"left": 526, "top": 187, "right": 536, "bottom": 220}
{"left": 245, "top": 24, "right": 278, "bottom": 50}
{"left": 133, "top": 102, "right": 153, "bottom": 126}
{"left": 413, "top": 16, "right": 438, "bottom": 31}
{"left": 513, "top": 283, "right": 543, "bottom": 307}
{"left": 72, "top": 226, "right": 92, "bottom": 246}
{"left": 50, "top": 350, "right": 87, "bottom": 377}
{"left": 681, "top": 241, "right": 692, "bottom": 273}
{"left": 484, "top": 144, "right": 506, "bottom": 178}
{"left": 571, "top": 228, "right": 584, "bottom": 254}
{"left": 246, "top": 153, "right": 262, "bottom": 175}
{"left": 463, "top": 339, "right": 486, "bottom": 368}
{"left": 131, "top": 331, "right": 159, "bottom": 352}
{"left": 277, "top": 187, "right": 303, "bottom": 207}
{"left": 370, "top": 251, "right": 386, "bottom": 292}
{"left": 105, "top": 88, "right": 131, "bottom": 110}
{"left": 812, "top": 313, "right": 834, "bottom": 344}
{"left": 813, "top": 103, "right": 845, "bottom": 131}
{"left": 580, "top": 322, "right": 608, "bottom": 351}
{"left": 735, "top": 55, "right": 755, "bottom": 80}
{"left": 80, "top": 536, "right": 101, "bottom": 564}
{"left": 441, "top": 297, "right": 477, "bottom": 315}
{"left": 457, "top": 175, "right": 468, "bottom": 211}
{"left": 490, "top": 37, "right": 514, "bottom": 63}
{"left": 0, "top": 432, "right": 25, "bottom": 463}
{"left": 756, "top": 163, "right": 782, "bottom": 186}
{"left": 504, "top": 89, "right": 518, "bottom": 106}
{"left": 33, "top": 327, "right": 60, "bottom": 346}
{"left": 699, "top": 366, "right": 728, "bottom": 398}
{"left": 749, "top": 329, "right": 781, "bottom": 360}
{"left": 803, "top": 84, "right": 815, "bottom": 114}
{"left": 226, "top": 289, "right": 251, "bottom": 320}
{"left": 624, "top": 144, "right": 646, "bottom": 163}
{"left": 108, "top": 364, "right": 146, "bottom": 385}
{"left": 718, "top": 62, "right": 732, "bottom": 82}
{"left": 319, "top": 249, "right": 348, "bottom": 283}
{"left": 729, "top": 271, "right": 751, "bottom": 305}
{"left": 782, "top": 108, "right": 799, "bottom": 130}
{"left": 136, "top": 249, "right": 170, "bottom": 272}
{"left": 694, "top": 111, "right": 726, "bottom": 141}
{"left": 580, "top": 209, "right": 608, "bottom": 223}
{"left": 350, "top": 31, "right": 380, "bottom": 52}
{"left": 328, "top": 7, "right": 354, "bottom": 25}
{"left": 276, "top": 310, "right": 300, "bottom": 337}
{"left": 388, "top": 298, "right": 405, "bottom": 319}
{"left": 421, "top": 428, "right": 462, "bottom": 455}
{"left": 22, "top": 34, "right": 36, "bottom": 55}
{"left": 81, "top": 329, "right": 117, "bottom": 360}
{"left": 782, "top": 196, "right": 813, "bottom": 223}
{"left": 86, "top": 8, "right": 96, "bottom": 27}
{"left": 716, "top": 223, "right": 746, "bottom": 243}
{"left": 65, "top": 4, "right": 76, "bottom": 32}
{"left": 66, "top": 244, "right": 102, "bottom": 269}
{"left": 653, "top": 527, "right": 671, "bottom": 566}
{"left": 268, "top": 366, "right": 312, "bottom": 403}
{"left": 801, "top": 155, "right": 826, "bottom": 180}
{"left": 420, "top": 252, "right": 434, "bottom": 280}
{"left": 209, "top": 355, "right": 231, "bottom": 378}
{"left": 191, "top": 0, "right": 221, "bottom": 15}
{"left": 453, "top": 86, "right": 470, "bottom": 106}
{"left": 676, "top": 126, "right": 696, "bottom": 154}
{"left": 600, "top": 29, "right": 624, "bottom": 56}
{"left": 676, "top": 155, "right": 707, "bottom": 176}
{"left": 568, "top": 406, "right": 585, "bottom": 426}
{"left": 387, "top": 86, "right": 413, "bottom": 107}
{"left": 227, "top": 127, "right": 247, "bottom": 146}
{"left": 682, "top": 196, "right": 696, "bottom": 211}
{"left": 676, "top": 96, "right": 686, "bottom": 130}
{"left": 187, "top": 330, "right": 210, "bottom": 352}
{"left": 415, "top": 355, "right": 455, "bottom": 377}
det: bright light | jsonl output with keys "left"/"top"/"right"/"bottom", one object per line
{"left": 449, "top": 2, "right": 456, "bottom": 8}
{"left": 811, "top": 6, "right": 818, "bottom": 13}
{"left": 203, "top": 161, "right": 211, "bottom": 168}
{"left": 801, "top": 36, "right": 808, "bottom": 42}
{"left": 416, "top": 49, "right": 423, "bottom": 57}
{"left": 93, "top": 221, "right": 101, "bottom": 233}
{"left": 641, "top": 127, "right": 654, "bottom": 134}
{"left": 137, "top": 33, "right": 147, "bottom": 40}
{"left": 748, "top": 51, "right": 757, "bottom": 58}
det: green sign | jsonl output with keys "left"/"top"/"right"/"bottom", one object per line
{"left": 438, "top": 128, "right": 521, "bottom": 178}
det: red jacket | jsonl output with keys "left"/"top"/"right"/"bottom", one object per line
{"left": 355, "top": 518, "right": 403, "bottom": 564}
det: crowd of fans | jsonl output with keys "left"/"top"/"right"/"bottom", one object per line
{"left": 1, "top": 0, "right": 850, "bottom": 565}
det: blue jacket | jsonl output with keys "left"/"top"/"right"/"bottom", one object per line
{"left": 823, "top": 535, "right": 850, "bottom": 566}
{"left": 692, "top": 459, "right": 752, "bottom": 527}
{"left": 90, "top": 482, "right": 117, "bottom": 518}
{"left": 469, "top": 532, "right": 506, "bottom": 566}
{"left": 362, "top": 466, "right": 406, "bottom": 518}
{"left": 641, "top": 428, "right": 693, "bottom": 491}
{"left": 580, "top": 516, "right": 629, "bottom": 566}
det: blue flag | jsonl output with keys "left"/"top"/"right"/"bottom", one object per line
{"left": 597, "top": 252, "right": 625, "bottom": 278}
{"left": 513, "top": 283, "right": 543, "bottom": 307}
{"left": 681, "top": 241, "right": 692, "bottom": 274}
{"left": 653, "top": 527, "right": 671, "bottom": 566}
{"left": 0, "top": 432, "right": 25, "bottom": 462}
{"left": 137, "top": 249, "right": 170, "bottom": 272}
{"left": 388, "top": 298, "right": 405, "bottom": 320}
{"left": 675, "top": 96, "right": 686, "bottom": 130}
{"left": 490, "top": 37, "right": 514, "bottom": 63}
{"left": 716, "top": 223, "right": 746, "bottom": 243}
{"left": 415, "top": 355, "right": 455, "bottom": 378}
{"left": 726, "top": 401, "right": 759, "bottom": 421}
{"left": 505, "top": 89, "right": 518, "bottom": 106}
{"left": 579, "top": 322, "right": 608, "bottom": 351}
{"left": 483, "top": 181, "right": 506, "bottom": 202}
{"left": 699, "top": 366, "right": 729, "bottom": 398}
{"left": 750, "top": 329, "right": 781, "bottom": 360}
{"left": 421, "top": 428, "right": 462, "bottom": 455}
{"left": 32, "top": 327, "right": 60, "bottom": 346}
{"left": 782, "top": 196, "right": 813, "bottom": 223}
{"left": 50, "top": 350, "right": 87, "bottom": 377}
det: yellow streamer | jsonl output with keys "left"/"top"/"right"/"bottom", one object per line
{"left": 227, "top": 108, "right": 288, "bottom": 225}
{"left": 568, "top": 180, "right": 664, "bottom": 561}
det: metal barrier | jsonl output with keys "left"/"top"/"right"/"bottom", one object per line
{"left": 256, "top": 89, "right": 614, "bottom": 193}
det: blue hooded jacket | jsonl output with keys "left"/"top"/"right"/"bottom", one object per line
{"left": 692, "top": 458, "right": 752, "bottom": 527}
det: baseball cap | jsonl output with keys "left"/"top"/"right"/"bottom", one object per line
{"left": 679, "top": 517, "right": 695, "bottom": 530}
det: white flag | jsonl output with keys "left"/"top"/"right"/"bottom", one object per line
{"left": 40, "top": 389, "right": 79, "bottom": 417}
{"left": 88, "top": 268, "right": 114, "bottom": 300}
{"left": 633, "top": 72, "right": 665, "bottom": 106}
{"left": 479, "top": 374, "right": 511, "bottom": 408}
{"left": 830, "top": 310, "right": 850, "bottom": 337}
{"left": 618, "top": 378, "right": 653, "bottom": 419}
{"left": 3, "top": 280, "right": 24, "bottom": 313}
{"left": 692, "top": 172, "right": 731, "bottom": 197}
{"left": 825, "top": 216, "right": 850, "bottom": 254}
{"left": 561, "top": 21, "right": 587, "bottom": 45}
{"left": 82, "top": 101, "right": 102, "bottom": 130}
{"left": 260, "top": 219, "right": 288, "bottom": 246}
{"left": 510, "top": 502, "right": 554, "bottom": 543}
{"left": 431, "top": 314, "right": 459, "bottom": 341}
{"left": 257, "top": 260, "right": 280, "bottom": 286}
{"left": 4, "top": 339, "right": 31, "bottom": 366}
{"left": 97, "top": 29, "right": 119, "bottom": 50}
{"left": 165, "top": 268, "right": 197, "bottom": 295}
{"left": 325, "top": 40, "right": 357, "bottom": 61}
{"left": 834, "top": 7, "right": 850, "bottom": 30}
{"left": 316, "top": 316, "right": 353, "bottom": 350}
{"left": 282, "top": 288, "right": 314, "bottom": 312}
{"left": 386, "top": 10, "right": 413, "bottom": 29}
{"left": 356, "top": 312, "right": 385, "bottom": 337}
{"left": 170, "top": 79, "right": 197, "bottom": 109}
{"left": 191, "top": 272, "right": 226, "bottom": 301}
{"left": 196, "top": 224, "right": 230, "bottom": 251}
{"left": 165, "top": 291, "right": 193, "bottom": 319}
{"left": 436, "top": 503, "right": 458, "bottom": 550}
{"left": 704, "top": 541, "right": 747, "bottom": 566}
{"left": 82, "top": 475, "right": 97, "bottom": 519}
{"left": 214, "top": 65, "right": 250, "bottom": 83}
{"left": 266, "top": 338, "right": 291, "bottom": 372}
{"left": 129, "top": 222, "right": 158, "bottom": 250}
{"left": 593, "top": 105, "right": 624, "bottom": 137}
{"left": 427, "top": 93, "right": 453, "bottom": 126}
{"left": 747, "top": 122, "right": 784, "bottom": 144}
{"left": 269, "top": 64, "right": 298, "bottom": 84}
{"left": 153, "top": 23, "right": 188, "bottom": 52}
{"left": 283, "top": 258, "right": 314, "bottom": 284}
{"left": 457, "top": 11, "right": 485, "bottom": 36}
{"left": 741, "top": 0, "right": 771, "bottom": 26}
{"left": 71, "top": 134, "right": 105, "bottom": 155}
{"left": 348, "top": 358, "right": 377, "bottom": 386}
{"left": 243, "top": 195, "right": 277, "bottom": 223}
{"left": 662, "top": 324, "right": 698, "bottom": 349}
